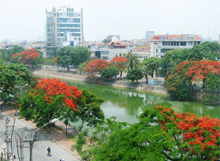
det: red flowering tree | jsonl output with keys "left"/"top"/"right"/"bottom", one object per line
{"left": 166, "top": 60, "right": 220, "bottom": 103}
{"left": 91, "top": 105, "right": 220, "bottom": 161}
{"left": 152, "top": 106, "right": 220, "bottom": 161}
{"left": 109, "top": 57, "right": 127, "bottom": 78}
{"left": 83, "top": 59, "right": 108, "bottom": 78}
{"left": 11, "top": 49, "right": 43, "bottom": 69}
{"left": 20, "top": 78, "right": 105, "bottom": 129}
{"left": 20, "top": 78, "right": 82, "bottom": 127}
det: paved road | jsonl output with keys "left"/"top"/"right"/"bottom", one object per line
{"left": 0, "top": 112, "right": 80, "bottom": 161}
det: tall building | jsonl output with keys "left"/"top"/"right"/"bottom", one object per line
{"left": 45, "top": 6, "right": 83, "bottom": 57}
{"left": 150, "top": 34, "right": 202, "bottom": 57}
{"left": 145, "top": 31, "right": 154, "bottom": 41}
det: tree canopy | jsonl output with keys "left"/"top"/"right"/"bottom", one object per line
{"left": 100, "top": 67, "right": 119, "bottom": 80}
{"left": 142, "top": 57, "right": 161, "bottom": 78}
{"left": 109, "top": 57, "right": 127, "bottom": 78}
{"left": 83, "top": 59, "right": 108, "bottom": 78}
{"left": 20, "top": 78, "right": 82, "bottom": 127}
{"left": 166, "top": 60, "right": 220, "bottom": 104}
{"left": 126, "top": 68, "right": 143, "bottom": 82}
{"left": 1, "top": 45, "right": 24, "bottom": 62}
{"left": 0, "top": 63, "right": 36, "bottom": 102}
{"left": 126, "top": 53, "right": 140, "bottom": 70}
{"left": 57, "top": 46, "right": 90, "bottom": 71}
{"left": 11, "top": 49, "right": 43, "bottom": 69}
{"left": 92, "top": 105, "right": 220, "bottom": 161}
{"left": 57, "top": 46, "right": 73, "bottom": 71}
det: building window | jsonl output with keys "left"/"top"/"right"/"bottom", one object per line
{"left": 59, "top": 24, "right": 80, "bottom": 27}
{"left": 73, "top": 18, "right": 80, "bottom": 23}
{"left": 67, "top": 13, "right": 73, "bottom": 17}
{"left": 73, "top": 33, "right": 81, "bottom": 36}
{"left": 101, "top": 51, "right": 109, "bottom": 55}
{"left": 57, "top": 18, "right": 68, "bottom": 23}
{"left": 47, "top": 18, "right": 52, "bottom": 23}
{"left": 180, "top": 42, "right": 186, "bottom": 46}
{"left": 102, "top": 56, "right": 108, "bottom": 60}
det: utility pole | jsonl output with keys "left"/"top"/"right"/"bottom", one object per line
{"left": 16, "top": 118, "right": 58, "bottom": 161}
{"left": 19, "top": 137, "right": 24, "bottom": 161}
{"left": 5, "top": 117, "right": 11, "bottom": 161}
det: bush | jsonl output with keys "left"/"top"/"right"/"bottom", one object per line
{"left": 100, "top": 67, "right": 119, "bottom": 80}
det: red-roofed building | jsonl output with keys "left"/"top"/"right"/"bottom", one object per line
{"left": 150, "top": 34, "right": 202, "bottom": 57}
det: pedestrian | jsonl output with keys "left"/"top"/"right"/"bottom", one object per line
{"left": 60, "top": 156, "right": 64, "bottom": 161}
{"left": 47, "top": 146, "right": 51, "bottom": 156}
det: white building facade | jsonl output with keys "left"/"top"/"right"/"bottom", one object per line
{"left": 150, "top": 34, "right": 202, "bottom": 57}
{"left": 45, "top": 6, "right": 83, "bottom": 57}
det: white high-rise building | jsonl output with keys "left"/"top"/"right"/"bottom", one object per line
{"left": 145, "top": 31, "right": 154, "bottom": 41}
{"left": 45, "top": 6, "right": 84, "bottom": 57}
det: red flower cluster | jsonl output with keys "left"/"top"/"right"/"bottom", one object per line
{"left": 83, "top": 59, "right": 108, "bottom": 77}
{"left": 154, "top": 105, "right": 220, "bottom": 159}
{"left": 109, "top": 57, "right": 128, "bottom": 70}
{"left": 35, "top": 78, "right": 82, "bottom": 111}
{"left": 171, "top": 60, "right": 220, "bottom": 82}
{"left": 54, "top": 57, "right": 58, "bottom": 63}
{"left": 12, "top": 49, "right": 41, "bottom": 65}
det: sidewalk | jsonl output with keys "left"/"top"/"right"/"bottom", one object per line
{"left": 2, "top": 105, "right": 81, "bottom": 160}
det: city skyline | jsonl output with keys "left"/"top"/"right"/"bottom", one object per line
{"left": 0, "top": 0, "right": 220, "bottom": 42}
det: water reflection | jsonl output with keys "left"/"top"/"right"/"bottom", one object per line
{"left": 58, "top": 80, "right": 220, "bottom": 122}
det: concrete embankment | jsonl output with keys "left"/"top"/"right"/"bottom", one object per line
{"left": 33, "top": 70, "right": 167, "bottom": 95}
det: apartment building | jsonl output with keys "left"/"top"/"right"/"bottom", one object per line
{"left": 45, "top": 6, "right": 83, "bottom": 57}
{"left": 150, "top": 34, "right": 202, "bottom": 57}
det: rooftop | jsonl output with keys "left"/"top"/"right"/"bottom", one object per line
{"left": 151, "top": 34, "right": 202, "bottom": 41}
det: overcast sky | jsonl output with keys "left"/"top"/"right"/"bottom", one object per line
{"left": 0, "top": 0, "right": 220, "bottom": 42}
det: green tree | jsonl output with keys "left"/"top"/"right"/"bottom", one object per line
{"left": 202, "top": 73, "right": 220, "bottom": 105}
{"left": 100, "top": 67, "right": 119, "bottom": 80}
{"left": 126, "top": 68, "right": 143, "bottom": 82}
{"left": 20, "top": 78, "right": 82, "bottom": 127}
{"left": 71, "top": 47, "right": 91, "bottom": 67}
{"left": 76, "top": 89, "right": 105, "bottom": 131}
{"left": 189, "top": 41, "right": 220, "bottom": 61}
{"left": 142, "top": 57, "right": 161, "bottom": 79}
{"left": 0, "top": 63, "right": 36, "bottom": 102}
{"left": 126, "top": 53, "right": 139, "bottom": 70}
{"left": 57, "top": 46, "right": 74, "bottom": 72}
{"left": 73, "top": 117, "right": 129, "bottom": 161}
{"left": 160, "top": 49, "right": 189, "bottom": 78}
{"left": 79, "top": 62, "right": 87, "bottom": 74}
{"left": 1, "top": 45, "right": 24, "bottom": 62}
{"left": 92, "top": 106, "right": 220, "bottom": 161}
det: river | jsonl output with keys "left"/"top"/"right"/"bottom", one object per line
{"left": 61, "top": 79, "right": 220, "bottom": 123}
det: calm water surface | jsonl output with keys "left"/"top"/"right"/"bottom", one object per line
{"left": 62, "top": 79, "right": 220, "bottom": 123}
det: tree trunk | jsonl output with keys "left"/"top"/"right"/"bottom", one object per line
{"left": 120, "top": 71, "right": 122, "bottom": 78}
{"left": 145, "top": 74, "right": 148, "bottom": 83}
{"left": 79, "top": 120, "right": 84, "bottom": 132}
{"left": 65, "top": 124, "right": 67, "bottom": 134}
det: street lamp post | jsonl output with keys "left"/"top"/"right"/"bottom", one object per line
{"left": 16, "top": 118, "right": 58, "bottom": 161}
{"left": 14, "top": 84, "right": 28, "bottom": 116}
{"left": 30, "top": 118, "right": 58, "bottom": 161}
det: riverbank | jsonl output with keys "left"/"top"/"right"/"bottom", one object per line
{"left": 33, "top": 69, "right": 167, "bottom": 95}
